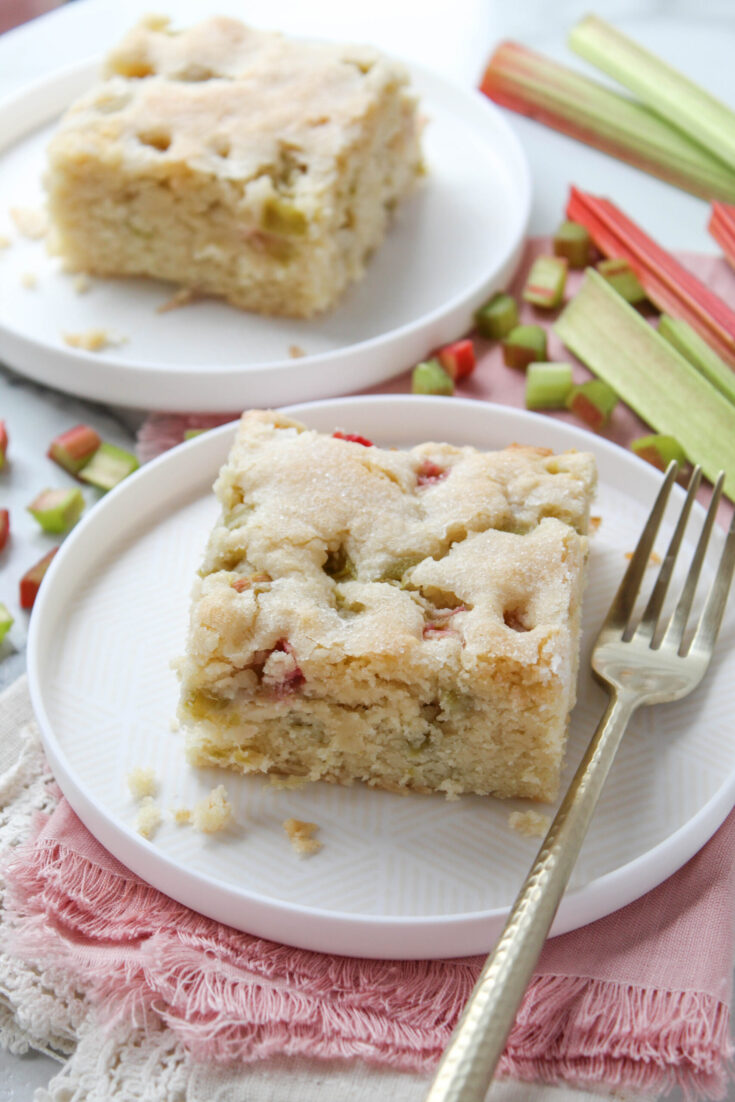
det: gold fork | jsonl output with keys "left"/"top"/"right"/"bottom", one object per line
{"left": 426, "top": 463, "right": 735, "bottom": 1102}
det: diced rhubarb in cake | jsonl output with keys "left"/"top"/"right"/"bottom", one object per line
{"left": 45, "top": 16, "right": 423, "bottom": 318}
{"left": 177, "top": 412, "right": 596, "bottom": 802}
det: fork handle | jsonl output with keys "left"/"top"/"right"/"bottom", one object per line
{"left": 425, "top": 689, "right": 638, "bottom": 1102}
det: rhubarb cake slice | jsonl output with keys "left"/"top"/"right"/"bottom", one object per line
{"left": 177, "top": 411, "right": 596, "bottom": 802}
{"left": 45, "top": 16, "right": 423, "bottom": 318}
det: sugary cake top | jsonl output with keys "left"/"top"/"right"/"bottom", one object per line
{"left": 183, "top": 411, "right": 596, "bottom": 693}
{"left": 48, "top": 15, "right": 417, "bottom": 209}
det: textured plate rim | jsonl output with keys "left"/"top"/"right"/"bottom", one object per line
{"left": 27, "top": 396, "right": 735, "bottom": 958}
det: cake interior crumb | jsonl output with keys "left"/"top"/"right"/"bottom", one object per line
{"left": 172, "top": 806, "right": 193, "bottom": 825}
{"left": 10, "top": 206, "right": 48, "bottom": 239}
{"left": 589, "top": 516, "right": 602, "bottom": 533}
{"left": 193, "top": 785, "right": 232, "bottom": 833}
{"left": 62, "top": 327, "right": 126, "bottom": 352}
{"left": 624, "top": 550, "right": 661, "bottom": 565}
{"left": 20, "top": 272, "right": 37, "bottom": 289}
{"left": 508, "top": 810, "right": 551, "bottom": 838}
{"left": 288, "top": 344, "right": 306, "bottom": 359}
{"left": 127, "top": 767, "right": 158, "bottom": 800}
{"left": 157, "top": 287, "right": 198, "bottom": 314}
{"left": 135, "top": 797, "right": 162, "bottom": 839}
{"left": 73, "top": 273, "right": 91, "bottom": 294}
{"left": 283, "top": 818, "right": 323, "bottom": 857}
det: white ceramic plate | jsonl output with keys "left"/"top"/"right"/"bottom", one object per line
{"left": 0, "top": 58, "right": 529, "bottom": 411}
{"left": 27, "top": 396, "right": 735, "bottom": 960}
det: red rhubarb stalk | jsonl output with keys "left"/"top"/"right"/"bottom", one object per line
{"left": 709, "top": 203, "right": 735, "bottom": 268}
{"left": 567, "top": 187, "right": 735, "bottom": 369}
{"left": 480, "top": 41, "right": 735, "bottom": 203}
{"left": 19, "top": 547, "right": 58, "bottom": 609}
{"left": 0, "top": 509, "right": 8, "bottom": 552}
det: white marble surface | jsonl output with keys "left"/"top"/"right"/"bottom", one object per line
{"left": 0, "top": 0, "right": 733, "bottom": 1098}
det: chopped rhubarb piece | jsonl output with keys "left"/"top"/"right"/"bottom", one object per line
{"left": 525, "top": 362, "right": 573, "bottom": 410}
{"left": 231, "top": 572, "right": 270, "bottom": 592}
{"left": 412, "top": 360, "right": 454, "bottom": 396}
{"left": 332, "top": 431, "right": 374, "bottom": 447}
{"left": 658, "top": 315, "right": 735, "bottom": 406}
{"left": 553, "top": 220, "right": 590, "bottom": 269}
{"left": 0, "top": 508, "right": 8, "bottom": 552}
{"left": 555, "top": 269, "right": 735, "bottom": 495}
{"left": 596, "top": 258, "right": 646, "bottom": 304}
{"left": 566, "top": 187, "right": 735, "bottom": 369}
{"left": 19, "top": 547, "right": 58, "bottom": 609}
{"left": 78, "top": 442, "right": 139, "bottom": 491}
{"left": 566, "top": 379, "right": 618, "bottom": 430}
{"left": 0, "top": 602, "right": 12, "bottom": 645}
{"left": 0, "top": 420, "right": 7, "bottom": 468}
{"left": 569, "top": 15, "right": 735, "bottom": 175}
{"left": 502, "top": 325, "right": 547, "bottom": 370}
{"left": 436, "top": 339, "right": 475, "bottom": 381}
{"left": 183, "top": 428, "right": 205, "bottom": 441}
{"left": 423, "top": 605, "right": 466, "bottom": 638}
{"left": 416, "top": 460, "right": 448, "bottom": 487}
{"left": 474, "top": 292, "right": 518, "bottom": 339}
{"left": 709, "top": 203, "right": 735, "bottom": 269}
{"left": 47, "top": 424, "right": 101, "bottom": 475}
{"left": 631, "top": 434, "right": 688, "bottom": 472}
{"left": 523, "top": 256, "right": 567, "bottom": 309}
{"left": 480, "top": 41, "right": 735, "bottom": 203}
{"left": 27, "top": 488, "right": 84, "bottom": 534}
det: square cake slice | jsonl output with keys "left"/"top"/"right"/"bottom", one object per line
{"left": 45, "top": 16, "right": 423, "bottom": 317}
{"left": 177, "top": 411, "right": 597, "bottom": 803}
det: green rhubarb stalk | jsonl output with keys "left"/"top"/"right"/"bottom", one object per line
{"left": 555, "top": 269, "right": 735, "bottom": 497}
{"left": 480, "top": 41, "right": 735, "bottom": 203}
{"left": 78, "top": 442, "right": 139, "bottom": 491}
{"left": 596, "top": 258, "right": 647, "bottom": 304}
{"left": 523, "top": 256, "right": 567, "bottom": 309}
{"left": 525, "top": 362, "right": 573, "bottom": 409}
{"left": 554, "top": 221, "right": 590, "bottom": 269}
{"left": 0, "top": 602, "right": 12, "bottom": 645}
{"left": 474, "top": 293, "right": 518, "bottom": 339}
{"left": 658, "top": 315, "right": 735, "bottom": 407}
{"left": 569, "top": 15, "right": 735, "bottom": 175}
{"left": 631, "top": 434, "right": 688, "bottom": 472}
{"left": 412, "top": 360, "right": 454, "bottom": 396}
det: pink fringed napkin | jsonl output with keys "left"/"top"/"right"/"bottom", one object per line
{"left": 6, "top": 241, "right": 735, "bottom": 1100}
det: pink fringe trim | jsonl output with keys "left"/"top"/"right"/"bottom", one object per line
{"left": 4, "top": 823, "right": 732, "bottom": 1099}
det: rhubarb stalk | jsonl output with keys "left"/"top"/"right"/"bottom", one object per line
{"left": 567, "top": 187, "right": 735, "bottom": 369}
{"left": 555, "top": 269, "right": 735, "bottom": 496}
{"left": 480, "top": 41, "right": 735, "bottom": 203}
{"left": 709, "top": 203, "right": 735, "bottom": 269}
{"left": 569, "top": 15, "right": 735, "bottom": 175}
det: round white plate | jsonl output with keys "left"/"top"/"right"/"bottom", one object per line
{"left": 27, "top": 396, "right": 735, "bottom": 960}
{"left": 0, "top": 58, "right": 529, "bottom": 411}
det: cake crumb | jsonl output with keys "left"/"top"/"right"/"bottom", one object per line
{"left": 73, "top": 273, "right": 91, "bottom": 294}
{"left": 589, "top": 516, "right": 602, "bottom": 533}
{"left": 157, "top": 286, "right": 198, "bottom": 314}
{"left": 135, "top": 797, "right": 162, "bottom": 839}
{"left": 20, "top": 271, "right": 37, "bottom": 289}
{"left": 508, "top": 810, "right": 551, "bottom": 838}
{"left": 288, "top": 344, "right": 306, "bottom": 359}
{"left": 283, "top": 818, "right": 322, "bottom": 857}
{"left": 169, "top": 716, "right": 181, "bottom": 732}
{"left": 62, "top": 328, "right": 126, "bottom": 352}
{"left": 624, "top": 550, "right": 661, "bottom": 566}
{"left": 193, "top": 785, "right": 232, "bottom": 833}
{"left": 0, "top": 234, "right": 10, "bottom": 250}
{"left": 172, "top": 806, "right": 193, "bottom": 825}
{"left": 127, "top": 767, "right": 158, "bottom": 800}
{"left": 10, "top": 206, "right": 48, "bottom": 239}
